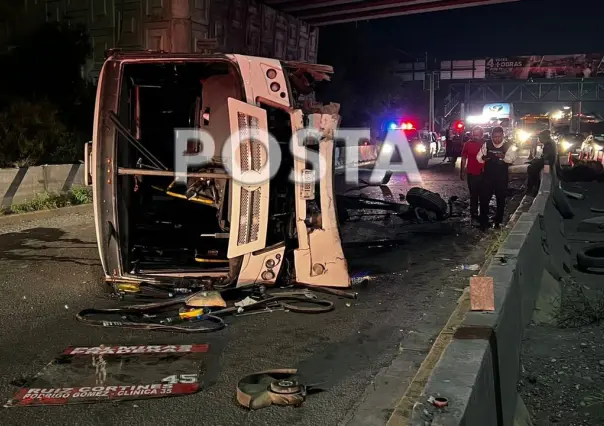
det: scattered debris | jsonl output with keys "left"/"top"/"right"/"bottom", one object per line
{"left": 427, "top": 396, "right": 449, "bottom": 408}
{"left": 453, "top": 264, "right": 481, "bottom": 272}
{"left": 234, "top": 297, "right": 257, "bottom": 308}
{"left": 235, "top": 307, "right": 283, "bottom": 317}
{"left": 350, "top": 272, "right": 372, "bottom": 286}
{"left": 236, "top": 369, "right": 323, "bottom": 410}
{"left": 185, "top": 291, "right": 226, "bottom": 308}
{"left": 5, "top": 344, "right": 208, "bottom": 407}
{"left": 76, "top": 284, "right": 339, "bottom": 333}
{"left": 470, "top": 276, "right": 495, "bottom": 311}
{"left": 298, "top": 285, "right": 358, "bottom": 299}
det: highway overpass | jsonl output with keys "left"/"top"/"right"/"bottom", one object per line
{"left": 262, "top": 0, "right": 520, "bottom": 26}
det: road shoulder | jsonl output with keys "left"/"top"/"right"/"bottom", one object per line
{"left": 342, "top": 187, "right": 527, "bottom": 426}
{"left": 0, "top": 204, "right": 92, "bottom": 226}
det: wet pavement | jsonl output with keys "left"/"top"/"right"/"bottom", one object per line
{"left": 0, "top": 157, "right": 525, "bottom": 425}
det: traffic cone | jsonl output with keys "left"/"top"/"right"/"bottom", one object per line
{"left": 568, "top": 151, "right": 573, "bottom": 166}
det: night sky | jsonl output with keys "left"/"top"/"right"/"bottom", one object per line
{"left": 319, "top": 0, "right": 604, "bottom": 61}
{"left": 318, "top": 0, "right": 604, "bottom": 116}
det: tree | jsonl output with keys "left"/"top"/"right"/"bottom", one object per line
{"left": 1, "top": 21, "right": 94, "bottom": 137}
{"left": 317, "top": 28, "right": 427, "bottom": 134}
{"left": 0, "top": 100, "right": 78, "bottom": 167}
{"left": 0, "top": 21, "right": 93, "bottom": 166}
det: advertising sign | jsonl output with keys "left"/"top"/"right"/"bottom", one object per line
{"left": 485, "top": 54, "right": 604, "bottom": 79}
{"left": 482, "top": 103, "right": 511, "bottom": 119}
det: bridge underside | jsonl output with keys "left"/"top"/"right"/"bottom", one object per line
{"left": 262, "top": 0, "right": 520, "bottom": 26}
{"left": 449, "top": 78, "right": 604, "bottom": 104}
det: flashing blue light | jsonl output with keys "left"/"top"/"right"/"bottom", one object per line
{"left": 389, "top": 122, "right": 397, "bottom": 130}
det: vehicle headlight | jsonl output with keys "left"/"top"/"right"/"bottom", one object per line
{"left": 518, "top": 130, "right": 531, "bottom": 142}
{"left": 561, "top": 141, "right": 573, "bottom": 151}
{"left": 414, "top": 143, "right": 427, "bottom": 153}
{"left": 381, "top": 143, "right": 394, "bottom": 154}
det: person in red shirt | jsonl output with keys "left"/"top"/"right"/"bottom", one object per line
{"left": 460, "top": 126, "right": 486, "bottom": 220}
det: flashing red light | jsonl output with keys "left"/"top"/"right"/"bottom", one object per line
{"left": 456, "top": 122, "right": 464, "bottom": 129}
{"left": 400, "top": 122, "right": 414, "bottom": 130}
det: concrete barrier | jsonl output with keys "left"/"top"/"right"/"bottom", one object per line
{"left": 0, "top": 164, "right": 85, "bottom": 209}
{"left": 408, "top": 167, "right": 566, "bottom": 426}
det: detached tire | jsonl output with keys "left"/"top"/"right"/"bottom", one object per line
{"left": 577, "top": 244, "right": 604, "bottom": 270}
{"left": 406, "top": 187, "right": 448, "bottom": 219}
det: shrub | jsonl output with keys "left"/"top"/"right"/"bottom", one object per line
{"left": 0, "top": 21, "right": 94, "bottom": 166}
{"left": 69, "top": 186, "right": 93, "bottom": 205}
{"left": 0, "top": 100, "right": 82, "bottom": 167}
{"left": 1, "top": 186, "right": 92, "bottom": 215}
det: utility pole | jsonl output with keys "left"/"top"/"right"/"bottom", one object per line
{"left": 424, "top": 52, "right": 439, "bottom": 132}
{"left": 571, "top": 100, "right": 582, "bottom": 134}
{"left": 577, "top": 100, "right": 582, "bottom": 135}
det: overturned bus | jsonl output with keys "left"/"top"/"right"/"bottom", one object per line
{"left": 86, "top": 50, "right": 350, "bottom": 289}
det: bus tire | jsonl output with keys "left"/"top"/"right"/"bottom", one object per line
{"left": 406, "top": 187, "right": 448, "bottom": 219}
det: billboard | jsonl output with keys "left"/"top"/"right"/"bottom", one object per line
{"left": 482, "top": 103, "right": 511, "bottom": 119}
{"left": 440, "top": 59, "right": 486, "bottom": 80}
{"left": 485, "top": 54, "right": 604, "bottom": 79}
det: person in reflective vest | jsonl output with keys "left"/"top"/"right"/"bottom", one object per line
{"left": 476, "top": 126, "right": 517, "bottom": 229}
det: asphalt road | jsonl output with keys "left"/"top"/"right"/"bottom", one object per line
{"left": 0, "top": 158, "right": 525, "bottom": 426}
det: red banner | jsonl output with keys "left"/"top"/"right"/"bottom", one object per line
{"left": 9, "top": 383, "right": 200, "bottom": 406}
{"left": 63, "top": 344, "right": 209, "bottom": 355}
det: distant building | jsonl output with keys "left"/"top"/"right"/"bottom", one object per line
{"left": 0, "top": 0, "right": 319, "bottom": 82}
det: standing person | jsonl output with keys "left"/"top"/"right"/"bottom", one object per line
{"left": 476, "top": 126, "right": 517, "bottom": 230}
{"left": 527, "top": 130, "right": 557, "bottom": 195}
{"left": 460, "top": 126, "right": 485, "bottom": 221}
{"left": 540, "top": 129, "right": 557, "bottom": 166}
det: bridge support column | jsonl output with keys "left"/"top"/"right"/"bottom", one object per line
{"left": 570, "top": 101, "right": 583, "bottom": 133}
